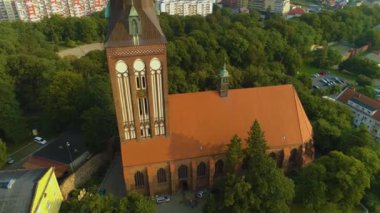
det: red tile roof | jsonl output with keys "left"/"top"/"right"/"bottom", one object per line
{"left": 288, "top": 7, "right": 305, "bottom": 16}
{"left": 336, "top": 88, "right": 380, "bottom": 121}
{"left": 22, "top": 156, "right": 69, "bottom": 177}
{"left": 121, "top": 84, "right": 313, "bottom": 167}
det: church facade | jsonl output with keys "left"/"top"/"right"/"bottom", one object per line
{"left": 105, "top": 0, "right": 314, "bottom": 196}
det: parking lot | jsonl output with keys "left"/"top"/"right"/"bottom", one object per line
{"left": 311, "top": 72, "right": 347, "bottom": 90}
{"left": 156, "top": 191, "right": 205, "bottom": 213}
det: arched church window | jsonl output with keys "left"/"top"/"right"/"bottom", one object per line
{"left": 197, "top": 162, "right": 207, "bottom": 177}
{"left": 150, "top": 57, "right": 165, "bottom": 135}
{"left": 134, "top": 171, "right": 145, "bottom": 188}
{"left": 157, "top": 168, "right": 167, "bottom": 183}
{"left": 215, "top": 160, "right": 224, "bottom": 177}
{"left": 133, "top": 59, "right": 146, "bottom": 90}
{"left": 178, "top": 165, "right": 188, "bottom": 179}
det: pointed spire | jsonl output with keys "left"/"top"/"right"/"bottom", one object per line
{"left": 129, "top": 0, "right": 139, "bottom": 17}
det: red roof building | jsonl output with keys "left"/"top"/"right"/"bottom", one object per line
{"left": 106, "top": 0, "right": 314, "bottom": 195}
{"left": 336, "top": 88, "right": 380, "bottom": 138}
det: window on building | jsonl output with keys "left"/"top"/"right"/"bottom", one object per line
{"left": 215, "top": 160, "right": 224, "bottom": 177}
{"left": 197, "top": 162, "right": 207, "bottom": 177}
{"left": 134, "top": 171, "right": 145, "bottom": 188}
{"left": 157, "top": 168, "right": 167, "bottom": 183}
{"left": 178, "top": 165, "right": 188, "bottom": 179}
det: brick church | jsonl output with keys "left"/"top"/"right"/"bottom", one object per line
{"left": 105, "top": 0, "right": 314, "bottom": 195}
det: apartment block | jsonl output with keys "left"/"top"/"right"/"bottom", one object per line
{"left": 158, "top": 0, "right": 213, "bottom": 16}
{"left": 1, "top": 0, "right": 106, "bottom": 21}
{"left": 248, "top": 0, "right": 290, "bottom": 15}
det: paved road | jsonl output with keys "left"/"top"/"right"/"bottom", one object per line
{"left": 57, "top": 43, "right": 104, "bottom": 58}
{"left": 3, "top": 137, "right": 55, "bottom": 170}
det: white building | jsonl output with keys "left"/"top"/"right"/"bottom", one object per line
{"left": 1, "top": 0, "right": 106, "bottom": 21}
{"left": 248, "top": 0, "right": 290, "bottom": 15}
{"left": 336, "top": 88, "right": 380, "bottom": 138}
{"left": 0, "top": 0, "right": 18, "bottom": 20}
{"left": 158, "top": 0, "right": 213, "bottom": 16}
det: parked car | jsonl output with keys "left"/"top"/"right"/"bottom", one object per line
{"left": 6, "top": 158, "right": 15, "bottom": 164}
{"left": 33, "top": 136, "right": 47, "bottom": 145}
{"left": 155, "top": 194, "right": 170, "bottom": 204}
{"left": 196, "top": 189, "right": 209, "bottom": 199}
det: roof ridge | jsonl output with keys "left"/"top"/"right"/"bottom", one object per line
{"left": 292, "top": 86, "right": 304, "bottom": 144}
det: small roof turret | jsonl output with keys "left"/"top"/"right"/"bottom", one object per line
{"left": 219, "top": 63, "right": 229, "bottom": 78}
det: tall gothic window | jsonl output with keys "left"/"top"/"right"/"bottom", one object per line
{"left": 178, "top": 165, "right": 188, "bottom": 179}
{"left": 150, "top": 58, "right": 165, "bottom": 135}
{"left": 197, "top": 162, "right": 207, "bottom": 177}
{"left": 157, "top": 168, "right": 167, "bottom": 183}
{"left": 134, "top": 171, "right": 144, "bottom": 188}
{"left": 215, "top": 160, "right": 224, "bottom": 177}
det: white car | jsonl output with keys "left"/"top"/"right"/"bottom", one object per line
{"left": 6, "top": 158, "right": 15, "bottom": 164}
{"left": 155, "top": 195, "right": 170, "bottom": 204}
{"left": 34, "top": 136, "right": 47, "bottom": 145}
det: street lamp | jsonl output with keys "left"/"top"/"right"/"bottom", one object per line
{"left": 66, "top": 141, "right": 74, "bottom": 173}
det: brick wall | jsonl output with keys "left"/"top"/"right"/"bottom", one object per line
{"left": 60, "top": 152, "right": 110, "bottom": 200}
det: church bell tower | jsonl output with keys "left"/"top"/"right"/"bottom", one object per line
{"left": 105, "top": 0, "right": 169, "bottom": 141}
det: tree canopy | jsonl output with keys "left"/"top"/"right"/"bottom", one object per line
{"left": 205, "top": 121, "right": 294, "bottom": 212}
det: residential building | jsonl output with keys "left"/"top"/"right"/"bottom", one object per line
{"left": 0, "top": 0, "right": 106, "bottom": 22}
{"left": 0, "top": 167, "right": 63, "bottom": 212}
{"left": 0, "top": 0, "right": 18, "bottom": 20}
{"left": 158, "top": 0, "right": 213, "bottom": 16}
{"left": 248, "top": 0, "right": 290, "bottom": 15}
{"left": 336, "top": 88, "right": 380, "bottom": 138}
{"left": 105, "top": 0, "right": 313, "bottom": 195}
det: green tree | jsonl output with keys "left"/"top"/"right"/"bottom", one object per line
{"left": 81, "top": 106, "right": 116, "bottom": 153}
{"left": 320, "top": 151, "right": 370, "bottom": 210}
{"left": 225, "top": 135, "right": 243, "bottom": 173}
{"left": 339, "top": 57, "right": 380, "bottom": 78}
{"left": 312, "top": 48, "right": 341, "bottom": 68}
{"left": 61, "top": 190, "right": 155, "bottom": 213}
{"left": 205, "top": 121, "right": 295, "bottom": 212}
{"left": 244, "top": 120, "right": 295, "bottom": 212}
{"left": 0, "top": 139, "right": 7, "bottom": 168}
{"left": 295, "top": 163, "right": 328, "bottom": 211}
{"left": 41, "top": 70, "right": 84, "bottom": 130}
{"left": 348, "top": 147, "right": 380, "bottom": 181}
{"left": 296, "top": 151, "right": 370, "bottom": 211}
{"left": 0, "top": 68, "right": 28, "bottom": 143}
{"left": 117, "top": 192, "right": 156, "bottom": 213}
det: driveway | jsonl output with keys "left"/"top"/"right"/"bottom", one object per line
{"left": 156, "top": 191, "right": 204, "bottom": 213}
